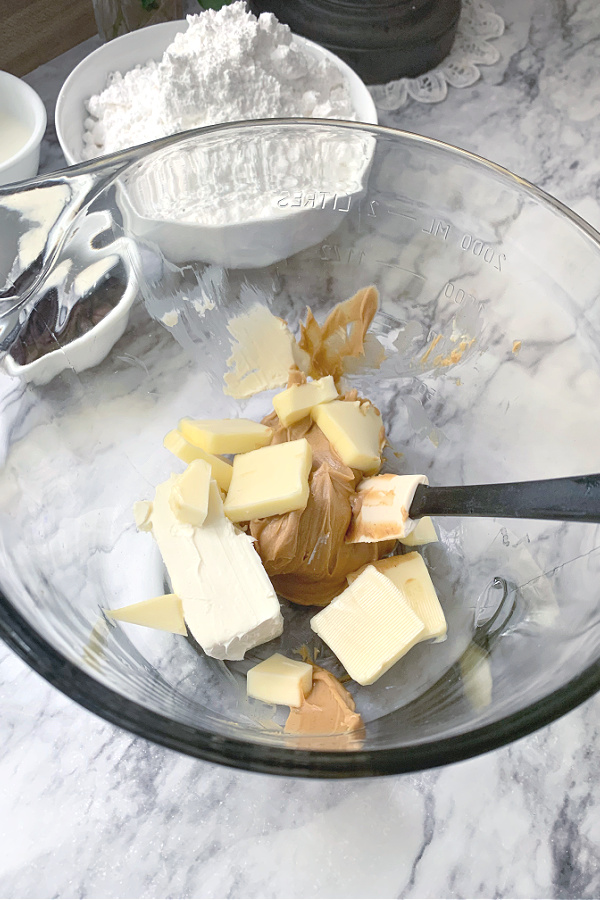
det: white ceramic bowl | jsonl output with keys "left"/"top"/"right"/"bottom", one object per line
{"left": 56, "top": 20, "right": 377, "bottom": 269}
{"left": 56, "top": 20, "right": 378, "bottom": 166}
{"left": 115, "top": 121, "right": 376, "bottom": 268}
{"left": 0, "top": 72, "right": 47, "bottom": 186}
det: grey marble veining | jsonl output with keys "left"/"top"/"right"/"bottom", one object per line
{"left": 1, "top": 633, "right": 599, "bottom": 899}
{"left": 2, "top": 1, "right": 600, "bottom": 897}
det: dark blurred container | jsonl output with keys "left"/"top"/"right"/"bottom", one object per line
{"left": 92, "top": 0, "right": 184, "bottom": 42}
{"left": 248, "top": 0, "right": 462, "bottom": 84}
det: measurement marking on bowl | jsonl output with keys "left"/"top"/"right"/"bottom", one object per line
{"left": 444, "top": 282, "right": 478, "bottom": 305}
{"left": 320, "top": 244, "right": 365, "bottom": 265}
{"left": 376, "top": 260, "right": 425, "bottom": 279}
{"left": 387, "top": 208, "right": 416, "bottom": 221}
{"left": 423, "top": 218, "right": 451, "bottom": 240}
{"left": 421, "top": 218, "right": 508, "bottom": 271}
{"left": 318, "top": 241, "right": 426, "bottom": 278}
{"left": 367, "top": 199, "right": 416, "bottom": 221}
{"left": 460, "top": 233, "right": 506, "bottom": 271}
{"left": 275, "top": 190, "right": 352, "bottom": 211}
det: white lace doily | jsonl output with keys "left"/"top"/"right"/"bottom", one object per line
{"left": 369, "top": 0, "right": 505, "bottom": 110}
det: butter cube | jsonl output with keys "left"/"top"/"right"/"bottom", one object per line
{"left": 272, "top": 375, "right": 338, "bottom": 427}
{"left": 311, "top": 566, "right": 426, "bottom": 685}
{"left": 311, "top": 399, "right": 383, "bottom": 474}
{"left": 106, "top": 594, "right": 187, "bottom": 636}
{"left": 400, "top": 516, "right": 438, "bottom": 546}
{"left": 348, "top": 552, "right": 446, "bottom": 642}
{"left": 163, "top": 429, "right": 232, "bottom": 491}
{"left": 247, "top": 653, "right": 313, "bottom": 707}
{"left": 179, "top": 417, "right": 273, "bottom": 455}
{"left": 133, "top": 500, "right": 153, "bottom": 532}
{"left": 169, "top": 459, "right": 211, "bottom": 527}
{"left": 346, "top": 474, "right": 428, "bottom": 542}
{"left": 223, "top": 438, "right": 312, "bottom": 523}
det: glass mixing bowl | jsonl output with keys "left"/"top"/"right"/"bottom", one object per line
{"left": 1, "top": 121, "right": 600, "bottom": 778}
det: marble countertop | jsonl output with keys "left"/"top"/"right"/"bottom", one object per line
{"left": 2, "top": 1, "right": 600, "bottom": 897}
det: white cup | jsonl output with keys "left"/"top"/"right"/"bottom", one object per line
{"left": 0, "top": 71, "right": 47, "bottom": 186}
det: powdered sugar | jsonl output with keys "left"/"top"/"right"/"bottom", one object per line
{"left": 119, "top": 123, "right": 374, "bottom": 229}
{"left": 82, "top": 2, "right": 356, "bottom": 160}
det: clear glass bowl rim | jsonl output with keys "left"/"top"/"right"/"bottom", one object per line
{"left": 2, "top": 118, "right": 600, "bottom": 778}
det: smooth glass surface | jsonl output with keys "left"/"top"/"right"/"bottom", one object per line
{"left": 1, "top": 122, "right": 600, "bottom": 777}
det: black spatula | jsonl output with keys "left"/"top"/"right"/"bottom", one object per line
{"left": 409, "top": 474, "right": 600, "bottom": 523}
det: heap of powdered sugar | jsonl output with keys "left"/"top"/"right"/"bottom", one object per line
{"left": 82, "top": 1, "right": 356, "bottom": 160}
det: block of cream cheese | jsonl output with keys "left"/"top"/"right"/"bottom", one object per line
{"left": 224, "top": 304, "right": 309, "bottom": 399}
{"left": 169, "top": 458, "right": 211, "bottom": 527}
{"left": 272, "top": 375, "right": 338, "bottom": 427}
{"left": 399, "top": 516, "right": 438, "bottom": 546}
{"left": 223, "top": 438, "right": 312, "bottom": 523}
{"left": 246, "top": 653, "right": 313, "bottom": 708}
{"left": 311, "top": 399, "right": 383, "bottom": 474}
{"left": 346, "top": 474, "right": 428, "bottom": 542}
{"left": 133, "top": 500, "right": 153, "bottom": 532}
{"left": 179, "top": 417, "right": 272, "bottom": 455}
{"left": 151, "top": 475, "right": 283, "bottom": 659}
{"left": 348, "top": 552, "right": 446, "bottom": 642}
{"left": 311, "top": 565, "right": 426, "bottom": 685}
{"left": 163, "top": 429, "right": 232, "bottom": 491}
{"left": 107, "top": 594, "right": 187, "bottom": 636}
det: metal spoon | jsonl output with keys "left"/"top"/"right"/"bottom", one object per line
{"left": 409, "top": 474, "right": 600, "bottom": 523}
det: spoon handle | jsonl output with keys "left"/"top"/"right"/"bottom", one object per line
{"left": 410, "top": 474, "right": 600, "bottom": 523}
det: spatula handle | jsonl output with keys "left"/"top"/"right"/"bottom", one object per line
{"left": 410, "top": 474, "right": 600, "bottom": 523}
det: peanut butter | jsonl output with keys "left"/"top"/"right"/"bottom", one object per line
{"left": 299, "top": 285, "right": 383, "bottom": 385}
{"left": 249, "top": 404, "right": 394, "bottom": 606}
{"left": 285, "top": 666, "right": 365, "bottom": 747}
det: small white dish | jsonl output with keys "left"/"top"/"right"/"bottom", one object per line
{"left": 55, "top": 19, "right": 377, "bottom": 166}
{"left": 3, "top": 273, "right": 137, "bottom": 386}
{"left": 3, "top": 211, "right": 139, "bottom": 386}
{"left": 0, "top": 72, "right": 47, "bottom": 186}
